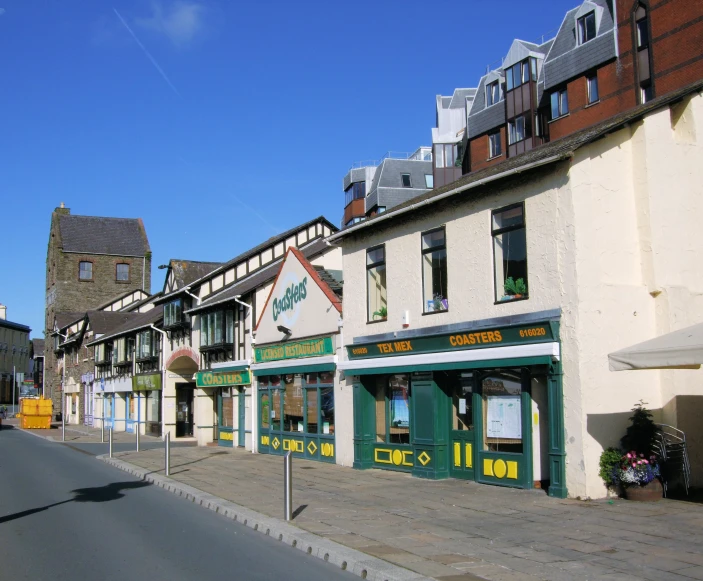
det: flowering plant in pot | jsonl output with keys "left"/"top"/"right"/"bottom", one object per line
{"left": 617, "top": 402, "right": 663, "bottom": 501}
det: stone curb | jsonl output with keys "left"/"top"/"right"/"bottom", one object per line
{"left": 98, "top": 454, "right": 434, "bottom": 581}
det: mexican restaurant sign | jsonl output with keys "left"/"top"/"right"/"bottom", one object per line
{"left": 254, "top": 337, "right": 334, "bottom": 363}
{"left": 347, "top": 322, "right": 556, "bottom": 359}
{"left": 132, "top": 374, "right": 162, "bottom": 391}
{"left": 196, "top": 369, "right": 252, "bottom": 388}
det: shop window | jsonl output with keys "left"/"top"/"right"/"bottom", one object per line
{"left": 116, "top": 263, "right": 130, "bottom": 282}
{"left": 320, "top": 385, "right": 334, "bottom": 435}
{"left": 367, "top": 245, "right": 387, "bottom": 321}
{"left": 128, "top": 394, "right": 136, "bottom": 420}
{"left": 283, "top": 374, "right": 303, "bottom": 432}
{"left": 489, "top": 131, "right": 502, "bottom": 158}
{"left": 550, "top": 89, "right": 568, "bottom": 120}
{"left": 146, "top": 391, "right": 161, "bottom": 424}
{"left": 422, "top": 227, "right": 448, "bottom": 313}
{"left": 79, "top": 261, "right": 93, "bottom": 281}
{"left": 481, "top": 372, "right": 523, "bottom": 453}
{"left": 577, "top": 11, "right": 596, "bottom": 45}
{"left": 401, "top": 173, "right": 412, "bottom": 188}
{"left": 587, "top": 74, "right": 599, "bottom": 104}
{"left": 374, "top": 374, "right": 410, "bottom": 444}
{"left": 452, "top": 373, "right": 474, "bottom": 431}
{"left": 260, "top": 391, "right": 270, "bottom": 429}
{"left": 492, "top": 203, "right": 528, "bottom": 302}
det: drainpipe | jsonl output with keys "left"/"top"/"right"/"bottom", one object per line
{"left": 233, "top": 294, "right": 255, "bottom": 453}
{"left": 613, "top": 0, "right": 619, "bottom": 59}
{"left": 183, "top": 288, "right": 200, "bottom": 306}
{"left": 150, "top": 324, "right": 168, "bottom": 440}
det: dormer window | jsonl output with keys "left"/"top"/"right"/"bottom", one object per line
{"left": 164, "top": 298, "right": 187, "bottom": 328}
{"left": 486, "top": 81, "right": 500, "bottom": 106}
{"left": 577, "top": 11, "right": 596, "bottom": 44}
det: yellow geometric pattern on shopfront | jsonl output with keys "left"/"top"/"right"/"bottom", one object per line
{"left": 219, "top": 432, "right": 233, "bottom": 441}
{"left": 307, "top": 441, "right": 318, "bottom": 455}
{"left": 320, "top": 442, "right": 334, "bottom": 457}
{"left": 374, "top": 448, "right": 413, "bottom": 467}
{"left": 453, "top": 443, "right": 473, "bottom": 468}
{"left": 483, "top": 458, "right": 518, "bottom": 479}
{"left": 417, "top": 451, "right": 431, "bottom": 466}
{"left": 283, "top": 439, "right": 304, "bottom": 453}
{"left": 261, "top": 435, "right": 270, "bottom": 446}
{"left": 272, "top": 437, "right": 280, "bottom": 450}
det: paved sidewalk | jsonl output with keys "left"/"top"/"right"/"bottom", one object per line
{"left": 105, "top": 446, "right": 703, "bottom": 581}
{"left": 16, "top": 420, "right": 168, "bottom": 444}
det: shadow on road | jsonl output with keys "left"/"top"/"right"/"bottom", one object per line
{"left": 0, "top": 480, "right": 151, "bottom": 524}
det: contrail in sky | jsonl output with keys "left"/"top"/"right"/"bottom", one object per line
{"left": 231, "top": 194, "right": 281, "bottom": 234}
{"left": 113, "top": 8, "right": 180, "bottom": 97}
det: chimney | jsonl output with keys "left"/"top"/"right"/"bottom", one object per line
{"left": 55, "top": 202, "right": 70, "bottom": 215}
{"left": 0, "top": 304, "right": 6, "bottom": 320}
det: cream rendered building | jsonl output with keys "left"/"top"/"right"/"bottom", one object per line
{"left": 330, "top": 84, "right": 703, "bottom": 499}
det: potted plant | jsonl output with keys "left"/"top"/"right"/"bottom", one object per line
{"left": 432, "top": 294, "right": 448, "bottom": 312}
{"left": 502, "top": 277, "right": 527, "bottom": 300}
{"left": 598, "top": 446, "right": 622, "bottom": 496}
{"left": 373, "top": 306, "right": 387, "bottom": 320}
{"left": 617, "top": 402, "right": 663, "bottom": 501}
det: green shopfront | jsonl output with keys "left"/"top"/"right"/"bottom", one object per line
{"left": 342, "top": 315, "right": 567, "bottom": 498}
{"left": 253, "top": 337, "right": 337, "bottom": 463}
{"left": 195, "top": 367, "right": 251, "bottom": 447}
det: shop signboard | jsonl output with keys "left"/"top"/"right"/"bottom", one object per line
{"left": 254, "top": 336, "right": 334, "bottom": 363}
{"left": 196, "top": 369, "right": 251, "bottom": 388}
{"left": 347, "top": 322, "right": 555, "bottom": 360}
{"left": 132, "top": 374, "right": 162, "bottom": 392}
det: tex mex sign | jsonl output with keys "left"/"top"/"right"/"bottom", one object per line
{"left": 346, "top": 322, "right": 556, "bottom": 359}
{"left": 196, "top": 369, "right": 252, "bottom": 388}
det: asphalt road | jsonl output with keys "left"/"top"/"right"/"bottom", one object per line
{"left": 0, "top": 426, "right": 355, "bottom": 581}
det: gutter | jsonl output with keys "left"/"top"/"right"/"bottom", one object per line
{"left": 327, "top": 153, "right": 568, "bottom": 242}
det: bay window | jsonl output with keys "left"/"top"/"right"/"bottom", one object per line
{"left": 200, "top": 309, "right": 234, "bottom": 347}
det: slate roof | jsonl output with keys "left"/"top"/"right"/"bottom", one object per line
{"left": 448, "top": 88, "right": 477, "bottom": 109}
{"left": 54, "top": 312, "right": 85, "bottom": 330}
{"left": 58, "top": 214, "right": 150, "bottom": 256}
{"left": 32, "top": 339, "right": 45, "bottom": 357}
{"left": 94, "top": 289, "right": 150, "bottom": 311}
{"left": 543, "top": 0, "right": 615, "bottom": 90}
{"left": 86, "top": 304, "right": 164, "bottom": 345}
{"left": 156, "top": 216, "right": 337, "bottom": 304}
{"left": 186, "top": 238, "right": 329, "bottom": 314}
{"left": 314, "top": 266, "right": 343, "bottom": 298}
{"left": 168, "top": 260, "right": 223, "bottom": 289}
{"left": 0, "top": 318, "right": 30, "bottom": 332}
{"left": 330, "top": 79, "right": 703, "bottom": 241}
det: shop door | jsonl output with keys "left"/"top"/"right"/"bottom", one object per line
{"left": 104, "top": 394, "right": 114, "bottom": 430}
{"left": 217, "top": 388, "right": 234, "bottom": 447}
{"left": 238, "top": 390, "right": 247, "bottom": 447}
{"left": 476, "top": 370, "right": 532, "bottom": 489}
{"left": 176, "top": 385, "right": 194, "bottom": 437}
{"left": 125, "top": 394, "right": 136, "bottom": 433}
{"left": 448, "top": 372, "right": 475, "bottom": 480}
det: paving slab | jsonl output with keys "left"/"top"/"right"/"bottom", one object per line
{"left": 35, "top": 434, "right": 701, "bottom": 581}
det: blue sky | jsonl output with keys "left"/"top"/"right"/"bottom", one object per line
{"left": 0, "top": 0, "right": 577, "bottom": 338}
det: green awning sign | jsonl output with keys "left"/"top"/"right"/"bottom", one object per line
{"left": 196, "top": 369, "right": 251, "bottom": 388}
{"left": 254, "top": 336, "right": 334, "bottom": 363}
{"left": 132, "top": 374, "right": 162, "bottom": 391}
{"left": 347, "top": 322, "right": 555, "bottom": 360}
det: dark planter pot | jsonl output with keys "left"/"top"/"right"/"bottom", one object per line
{"left": 624, "top": 479, "right": 663, "bottom": 501}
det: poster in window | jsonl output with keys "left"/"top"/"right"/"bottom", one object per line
{"left": 486, "top": 396, "right": 521, "bottom": 439}
{"left": 390, "top": 386, "right": 409, "bottom": 428}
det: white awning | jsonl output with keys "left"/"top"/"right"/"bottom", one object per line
{"left": 608, "top": 323, "right": 703, "bottom": 371}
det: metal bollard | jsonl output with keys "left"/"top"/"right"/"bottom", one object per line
{"left": 283, "top": 451, "right": 293, "bottom": 521}
{"left": 101, "top": 420, "right": 105, "bottom": 443}
{"left": 165, "top": 432, "right": 171, "bottom": 476}
{"left": 136, "top": 423, "right": 140, "bottom": 452}
{"left": 109, "top": 428, "right": 113, "bottom": 458}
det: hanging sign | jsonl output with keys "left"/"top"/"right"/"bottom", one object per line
{"left": 254, "top": 336, "right": 334, "bottom": 363}
{"left": 196, "top": 369, "right": 251, "bottom": 388}
{"left": 347, "top": 322, "right": 554, "bottom": 359}
{"left": 132, "top": 374, "right": 162, "bottom": 392}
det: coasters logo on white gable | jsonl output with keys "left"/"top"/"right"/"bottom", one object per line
{"left": 272, "top": 273, "right": 308, "bottom": 326}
